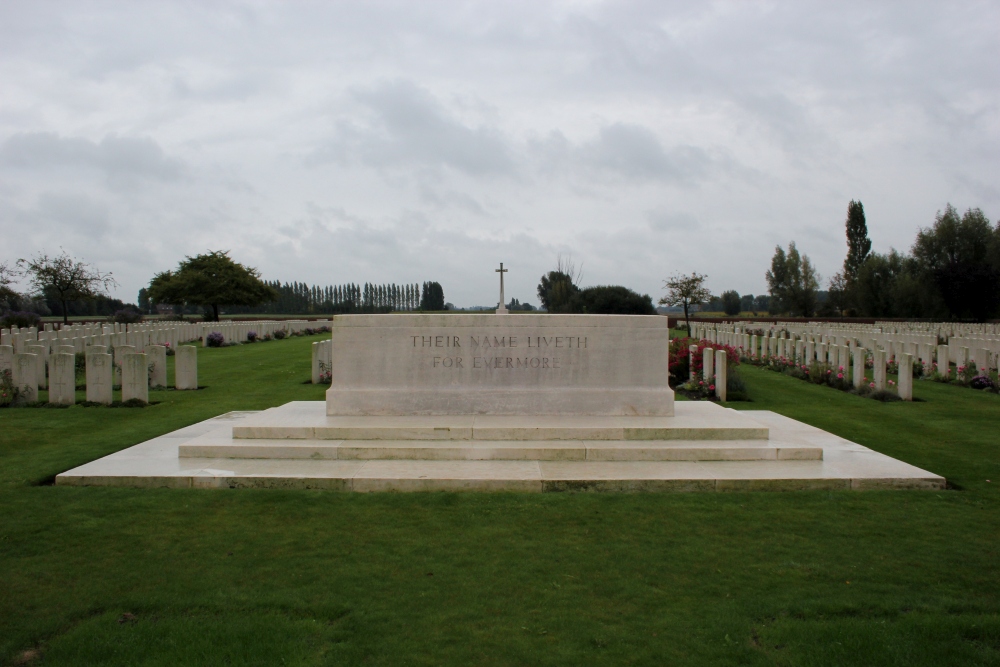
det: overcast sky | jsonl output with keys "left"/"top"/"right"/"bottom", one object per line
{"left": 1, "top": 1, "right": 997, "bottom": 308}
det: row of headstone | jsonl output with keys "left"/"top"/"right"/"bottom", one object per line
{"left": 1, "top": 344, "right": 198, "bottom": 405}
{"left": 0, "top": 319, "right": 327, "bottom": 356}
{"left": 689, "top": 327, "right": 931, "bottom": 401}
{"left": 689, "top": 322, "right": 998, "bottom": 376}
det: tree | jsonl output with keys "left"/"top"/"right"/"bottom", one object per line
{"left": 844, "top": 200, "right": 871, "bottom": 283}
{"left": 572, "top": 285, "right": 656, "bottom": 315}
{"left": 911, "top": 205, "right": 1000, "bottom": 320}
{"left": 740, "top": 294, "right": 755, "bottom": 313}
{"left": 0, "top": 261, "right": 22, "bottom": 310}
{"left": 537, "top": 271, "right": 580, "bottom": 313}
{"left": 765, "top": 242, "right": 820, "bottom": 317}
{"left": 18, "top": 250, "right": 117, "bottom": 324}
{"left": 419, "top": 281, "right": 445, "bottom": 311}
{"left": 720, "top": 290, "right": 741, "bottom": 316}
{"left": 659, "top": 272, "right": 711, "bottom": 336}
{"left": 147, "top": 250, "right": 278, "bottom": 322}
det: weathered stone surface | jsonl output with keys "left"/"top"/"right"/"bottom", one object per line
{"left": 122, "top": 353, "right": 148, "bottom": 403}
{"left": 86, "top": 352, "right": 113, "bottom": 404}
{"left": 0, "top": 344, "right": 12, "bottom": 374}
{"left": 175, "top": 346, "right": 198, "bottom": 390}
{"left": 13, "top": 353, "right": 38, "bottom": 402}
{"left": 148, "top": 345, "right": 167, "bottom": 388}
{"left": 715, "top": 349, "right": 727, "bottom": 401}
{"left": 49, "top": 352, "right": 76, "bottom": 405}
{"left": 325, "top": 314, "right": 674, "bottom": 417}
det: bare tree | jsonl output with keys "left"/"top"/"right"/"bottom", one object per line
{"left": 556, "top": 254, "right": 583, "bottom": 286}
{"left": 18, "top": 250, "right": 117, "bottom": 324}
{"left": 659, "top": 272, "right": 712, "bottom": 337}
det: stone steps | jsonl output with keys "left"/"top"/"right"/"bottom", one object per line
{"left": 55, "top": 409, "right": 947, "bottom": 492}
{"left": 230, "top": 401, "right": 770, "bottom": 442}
{"left": 179, "top": 438, "right": 821, "bottom": 462}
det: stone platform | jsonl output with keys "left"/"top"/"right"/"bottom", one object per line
{"left": 55, "top": 403, "right": 945, "bottom": 492}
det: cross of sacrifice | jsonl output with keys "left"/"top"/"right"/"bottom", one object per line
{"left": 495, "top": 262, "right": 509, "bottom": 314}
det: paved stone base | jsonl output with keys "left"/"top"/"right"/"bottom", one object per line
{"left": 55, "top": 405, "right": 945, "bottom": 492}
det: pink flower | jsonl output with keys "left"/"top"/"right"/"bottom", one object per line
{"left": 839, "top": 366, "right": 844, "bottom": 371}
{"left": 889, "top": 380, "right": 895, "bottom": 386}
{"left": 709, "top": 385, "right": 715, "bottom": 391}
{"left": 837, "top": 373, "right": 843, "bottom": 379}
{"left": 869, "top": 382, "right": 875, "bottom": 388}
{"left": 827, "top": 369, "right": 832, "bottom": 374}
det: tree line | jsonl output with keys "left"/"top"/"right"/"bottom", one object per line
{"left": 764, "top": 201, "right": 1000, "bottom": 320}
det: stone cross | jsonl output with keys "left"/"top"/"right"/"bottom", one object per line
{"left": 495, "top": 262, "right": 509, "bottom": 314}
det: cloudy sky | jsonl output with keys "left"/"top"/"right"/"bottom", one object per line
{"left": 1, "top": 1, "right": 997, "bottom": 308}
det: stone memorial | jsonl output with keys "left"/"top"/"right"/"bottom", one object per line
{"left": 325, "top": 314, "right": 674, "bottom": 416}
{"left": 86, "top": 351, "right": 114, "bottom": 404}
{"left": 122, "top": 352, "right": 148, "bottom": 403}
{"left": 49, "top": 352, "right": 76, "bottom": 406}
{"left": 702, "top": 347, "right": 714, "bottom": 383}
{"left": 175, "top": 346, "right": 198, "bottom": 390}
{"left": 13, "top": 353, "right": 38, "bottom": 402}
{"left": 0, "top": 344, "right": 12, "bottom": 373}
{"left": 26, "top": 344, "right": 48, "bottom": 389}
{"left": 148, "top": 345, "right": 167, "bottom": 388}
{"left": 55, "top": 272, "right": 947, "bottom": 492}
{"left": 114, "top": 345, "right": 135, "bottom": 385}
{"left": 898, "top": 353, "right": 913, "bottom": 401}
{"left": 714, "top": 349, "right": 727, "bottom": 401}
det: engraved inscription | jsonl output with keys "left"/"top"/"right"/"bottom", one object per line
{"left": 411, "top": 331, "right": 585, "bottom": 370}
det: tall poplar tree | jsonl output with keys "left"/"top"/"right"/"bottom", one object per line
{"left": 844, "top": 200, "right": 872, "bottom": 283}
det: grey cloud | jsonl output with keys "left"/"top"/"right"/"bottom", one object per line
{"left": 0, "top": 132, "right": 184, "bottom": 186}
{"left": 531, "top": 123, "right": 713, "bottom": 185}
{"left": 308, "top": 80, "right": 515, "bottom": 177}
{"left": 647, "top": 210, "right": 699, "bottom": 232}
{"left": 582, "top": 123, "right": 710, "bottom": 182}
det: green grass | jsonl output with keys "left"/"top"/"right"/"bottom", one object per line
{"left": 1, "top": 334, "right": 999, "bottom": 666}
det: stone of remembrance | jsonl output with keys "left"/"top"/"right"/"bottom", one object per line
{"left": 57, "top": 313, "right": 944, "bottom": 492}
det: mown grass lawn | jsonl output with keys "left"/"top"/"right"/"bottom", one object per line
{"left": 1, "top": 332, "right": 998, "bottom": 666}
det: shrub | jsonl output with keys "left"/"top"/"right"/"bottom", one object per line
{"left": 0, "top": 369, "right": 18, "bottom": 407}
{"left": 206, "top": 332, "right": 225, "bottom": 347}
{"left": 273, "top": 329, "right": 287, "bottom": 340}
{"left": 110, "top": 309, "right": 143, "bottom": 324}
{"left": 247, "top": 331, "right": 258, "bottom": 343}
{"left": 1, "top": 311, "right": 42, "bottom": 329}
{"left": 970, "top": 375, "right": 996, "bottom": 391}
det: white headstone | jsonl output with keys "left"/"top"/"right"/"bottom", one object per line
{"left": 852, "top": 347, "right": 866, "bottom": 388}
{"left": 715, "top": 348, "right": 727, "bottom": 401}
{"left": 175, "top": 346, "right": 198, "bottom": 390}
{"left": 86, "top": 351, "right": 114, "bottom": 404}
{"left": 148, "top": 345, "right": 167, "bottom": 388}
{"left": 122, "top": 353, "right": 149, "bottom": 403}
{"left": 48, "top": 352, "right": 76, "bottom": 405}
{"left": 25, "top": 344, "right": 48, "bottom": 389}
{"left": 898, "top": 353, "right": 913, "bottom": 401}
{"left": 0, "top": 345, "right": 12, "bottom": 374}
{"left": 873, "top": 349, "right": 886, "bottom": 390}
{"left": 13, "top": 353, "right": 38, "bottom": 402}
{"left": 937, "top": 344, "right": 950, "bottom": 379}
{"left": 703, "top": 347, "right": 714, "bottom": 382}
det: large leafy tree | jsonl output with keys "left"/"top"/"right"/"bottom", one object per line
{"left": 0, "top": 261, "right": 22, "bottom": 310}
{"left": 537, "top": 270, "right": 580, "bottom": 313}
{"left": 572, "top": 285, "right": 656, "bottom": 315}
{"left": 765, "top": 242, "right": 820, "bottom": 317}
{"left": 148, "top": 250, "right": 278, "bottom": 322}
{"left": 911, "top": 205, "right": 1000, "bottom": 320}
{"left": 17, "top": 251, "right": 117, "bottom": 324}
{"left": 720, "top": 290, "right": 741, "bottom": 316}
{"left": 659, "top": 272, "right": 711, "bottom": 336}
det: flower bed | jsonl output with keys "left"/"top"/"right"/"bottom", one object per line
{"left": 746, "top": 355, "right": 901, "bottom": 402}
